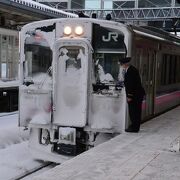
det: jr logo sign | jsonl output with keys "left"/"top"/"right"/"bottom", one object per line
{"left": 102, "top": 32, "right": 118, "bottom": 42}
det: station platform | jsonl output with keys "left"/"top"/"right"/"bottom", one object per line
{"left": 32, "top": 106, "right": 180, "bottom": 180}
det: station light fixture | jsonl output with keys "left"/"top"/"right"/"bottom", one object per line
{"left": 75, "top": 26, "right": 84, "bottom": 35}
{"left": 64, "top": 26, "right": 72, "bottom": 35}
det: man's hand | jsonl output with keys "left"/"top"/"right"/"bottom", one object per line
{"left": 127, "top": 98, "right": 132, "bottom": 102}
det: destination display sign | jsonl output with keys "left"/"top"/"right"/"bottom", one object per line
{"left": 92, "top": 24, "right": 126, "bottom": 52}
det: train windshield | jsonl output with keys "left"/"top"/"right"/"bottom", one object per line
{"left": 94, "top": 53, "right": 125, "bottom": 84}
{"left": 58, "top": 46, "right": 84, "bottom": 73}
{"left": 24, "top": 34, "right": 52, "bottom": 83}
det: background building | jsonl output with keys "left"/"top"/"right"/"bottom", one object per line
{"left": 36, "top": 0, "right": 180, "bottom": 9}
{"left": 36, "top": 0, "right": 180, "bottom": 32}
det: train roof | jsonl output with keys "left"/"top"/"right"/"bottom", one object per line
{"left": 130, "top": 25, "right": 180, "bottom": 44}
{"left": 21, "top": 17, "right": 180, "bottom": 45}
{"left": 21, "top": 18, "right": 128, "bottom": 32}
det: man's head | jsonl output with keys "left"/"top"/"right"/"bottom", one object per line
{"left": 119, "top": 57, "right": 131, "bottom": 68}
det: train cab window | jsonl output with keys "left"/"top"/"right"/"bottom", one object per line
{"left": 94, "top": 53, "right": 124, "bottom": 84}
{"left": 24, "top": 34, "right": 52, "bottom": 84}
{"left": 58, "top": 46, "right": 84, "bottom": 73}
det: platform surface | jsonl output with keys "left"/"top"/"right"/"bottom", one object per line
{"left": 32, "top": 106, "right": 180, "bottom": 180}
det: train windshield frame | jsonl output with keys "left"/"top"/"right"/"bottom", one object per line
{"left": 92, "top": 23, "right": 127, "bottom": 85}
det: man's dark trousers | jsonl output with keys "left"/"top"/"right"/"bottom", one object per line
{"left": 128, "top": 100, "right": 142, "bottom": 131}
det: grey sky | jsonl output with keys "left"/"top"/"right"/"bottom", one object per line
{"left": 85, "top": 0, "right": 112, "bottom": 9}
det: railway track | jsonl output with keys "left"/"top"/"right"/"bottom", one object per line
{"left": 11, "top": 162, "right": 57, "bottom": 180}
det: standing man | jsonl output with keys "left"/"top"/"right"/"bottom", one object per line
{"left": 119, "top": 57, "right": 145, "bottom": 133}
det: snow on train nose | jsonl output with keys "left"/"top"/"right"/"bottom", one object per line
{"left": 19, "top": 88, "right": 52, "bottom": 127}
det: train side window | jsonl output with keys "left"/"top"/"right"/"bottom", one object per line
{"left": 161, "top": 54, "right": 167, "bottom": 85}
{"left": 177, "top": 56, "right": 180, "bottom": 83}
{"left": 165, "top": 55, "right": 170, "bottom": 85}
{"left": 141, "top": 51, "right": 148, "bottom": 83}
{"left": 160, "top": 54, "right": 178, "bottom": 85}
{"left": 169, "top": 55, "right": 176, "bottom": 84}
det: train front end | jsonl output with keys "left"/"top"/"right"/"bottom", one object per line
{"left": 19, "top": 18, "right": 129, "bottom": 162}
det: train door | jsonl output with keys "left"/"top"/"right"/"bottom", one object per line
{"left": 53, "top": 39, "right": 92, "bottom": 127}
{"left": 140, "top": 49, "right": 156, "bottom": 119}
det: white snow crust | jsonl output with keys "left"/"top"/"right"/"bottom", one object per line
{"left": 0, "top": 113, "right": 28, "bottom": 149}
{"left": 54, "top": 47, "right": 88, "bottom": 127}
{"left": 0, "top": 112, "right": 47, "bottom": 180}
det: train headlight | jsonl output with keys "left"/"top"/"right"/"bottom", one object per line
{"left": 64, "top": 26, "right": 72, "bottom": 35}
{"left": 75, "top": 26, "right": 83, "bottom": 35}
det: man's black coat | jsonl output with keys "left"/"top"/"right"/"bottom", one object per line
{"left": 124, "top": 65, "right": 145, "bottom": 102}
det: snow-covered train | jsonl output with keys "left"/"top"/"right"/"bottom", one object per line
{"left": 19, "top": 18, "right": 180, "bottom": 162}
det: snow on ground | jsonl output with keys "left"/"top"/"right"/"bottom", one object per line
{"left": 0, "top": 111, "right": 118, "bottom": 180}
{"left": 0, "top": 142, "right": 44, "bottom": 180}
{"left": 0, "top": 113, "right": 29, "bottom": 149}
{"left": 0, "top": 112, "right": 46, "bottom": 180}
